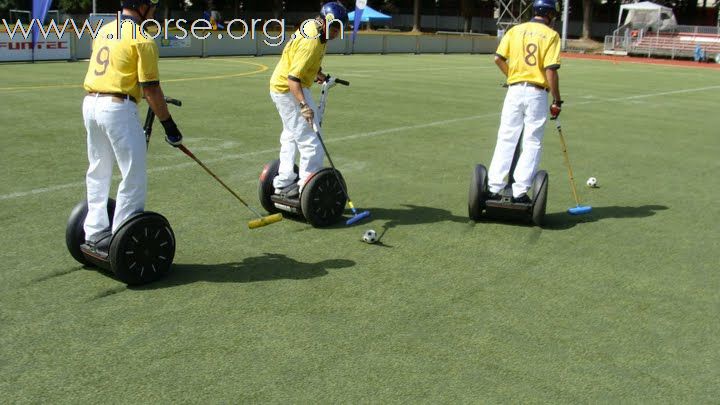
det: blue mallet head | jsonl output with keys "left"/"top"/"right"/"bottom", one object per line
{"left": 568, "top": 205, "right": 592, "bottom": 215}
{"left": 346, "top": 210, "right": 370, "bottom": 225}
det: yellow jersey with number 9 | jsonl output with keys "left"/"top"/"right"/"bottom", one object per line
{"left": 83, "top": 16, "right": 160, "bottom": 102}
{"left": 495, "top": 21, "right": 561, "bottom": 89}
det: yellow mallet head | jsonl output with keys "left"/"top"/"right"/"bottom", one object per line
{"left": 248, "top": 213, "right": 283, "bottom": 229}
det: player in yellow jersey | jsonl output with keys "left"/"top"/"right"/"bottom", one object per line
{"left": 487, "top": 0, "right": 563, "bottom": 203}
{"left": 268, "top": 2, "right": 348, "bottom": 197}
{"left": 82, "top": 0, "right": 183, "bottom": 253}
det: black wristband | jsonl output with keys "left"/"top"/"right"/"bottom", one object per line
{"left": 160, "top": 116, "right": 177, "bottom": 131}
{"left": 553, "top": 100, "right": 564, "bottom": 106}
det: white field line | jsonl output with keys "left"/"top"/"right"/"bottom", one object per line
{"left": 1, "top": 84, "right": 718, "bottom": 202}
{"left": 0, "top": 113, "right": 498, "bottom": 201}
{"left": 607, "top": 85, "right": 720, "bottom": 100}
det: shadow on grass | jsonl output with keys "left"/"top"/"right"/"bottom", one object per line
{"left": 363, "top": 204, "right": 470, "bottom": 243}
{"left": 134, "top": 253, "right": 355, "bottom": 289}
{"left": 543, "top": 204, "right": 669, "bottom": 230}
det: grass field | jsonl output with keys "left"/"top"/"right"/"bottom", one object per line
{"left": 1, "top": 54, "right": 719, "bottom": 402}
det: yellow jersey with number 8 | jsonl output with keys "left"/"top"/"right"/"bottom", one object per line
{"left": 83, "top": 16, "right": 160, "bottom": 102}
{"left": 495, "top": 21, "right": 561, "bottom": 89}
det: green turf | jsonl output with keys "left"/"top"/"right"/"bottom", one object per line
{"left": 1, "top": 54, "right": 718, "bottom": 402}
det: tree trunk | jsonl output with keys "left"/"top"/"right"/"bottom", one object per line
{"left": 272, "top": 0, "right": 282, "bottom": 20}
{"left": 412, "top": 0, "right": 421, "bottom": 32}
{"left": 461, "top": 0, "right": 474, "bottom": 32}
{"left": 582, "top": 0, "right": 593, "bottom": 39}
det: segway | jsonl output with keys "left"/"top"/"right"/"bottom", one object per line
{"left": 65, "top": 199, "right": 176, "bottom": 285}
{"left": 259, "top": 77, "right": 369, "bottom": 227}
{"left": 468, "top": 135, "right": 549, "bottom": 226}
{"left": 64, "top": 97, "right": 182, "bottom": 285}
{"left": 259, "top": 159, "right": 347, "bottom": 227}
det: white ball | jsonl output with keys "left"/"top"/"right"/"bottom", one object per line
{"left": 586, "top": 177, "right": 598, "bottom": 188}
{"left": 362, "top": 229, "right": 378, "bottom": 244}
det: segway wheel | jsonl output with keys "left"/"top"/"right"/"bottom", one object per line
{"left": 258, "top": 159, "right": 300, "bottom": 213}
{"left": 468, "top": 164, "right": 488, "bottom": 220}
{"left": 531, "top": 170, "right": 549, "bottom": 226}
{"left": 300, "top": 168, "right": 348, "bottom": 227}
{"left": 109, "top": 212, "right": 175, "bottom": 285}
{"left": 65, "top": 199, "right": 116, "bottom": 265}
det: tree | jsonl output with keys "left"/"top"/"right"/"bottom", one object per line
{"left": 460, "top": 0, "right": 474, "bottom": 32}
{"left": 581, "top": 0, "right": 593, "bottom": 39}
{"left": 58, "top": 0, "right": 93, "bottom": 14}
{"left": 412, "top": 0, "right": 420, "bottom": 32}
{"left": 1, "top": 0, "right": 22, "bottom": 18}
{"left": 272, "top": 0, "right": 283, "bottom": 19}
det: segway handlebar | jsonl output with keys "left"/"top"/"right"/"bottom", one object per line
{"left": 164, "top": 97, "right": 182, "bottom": 106}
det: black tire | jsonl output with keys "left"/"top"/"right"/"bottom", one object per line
{"left": 258, "top": 159, "right": 299, "bottom": 214}
{"left": 531, "top": 170, "right": 548, "bottom": 226}
{"left": 300, "top": 168, "right": 348, "bottom": 227}
{"left": 468, "top": 164, "right": 488, "bottom": 220}
{"left": 65, "top": 199, "right": 116, "bottom": 265}
{"left": 109, "top": 212, "right": 175, "bottom": 285}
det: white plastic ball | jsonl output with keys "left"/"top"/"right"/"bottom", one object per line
{"left": 362, "top": 229, "right": 378, "bottom": 244}
{"left": 586, "top": 177, "right": 598, "bottom": 188}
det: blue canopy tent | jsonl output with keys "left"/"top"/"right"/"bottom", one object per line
{"left": 348, "top": 6, "right": 391, "bottom": 30}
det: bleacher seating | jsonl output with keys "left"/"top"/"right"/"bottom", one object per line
{"left": 631, "top": 32, "right": 720, "bottom": 59}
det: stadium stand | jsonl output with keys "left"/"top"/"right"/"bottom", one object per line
{"left": 632, "top": 31, "right": 720, "bottom": 59}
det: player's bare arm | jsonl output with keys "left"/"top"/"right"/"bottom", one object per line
{"left": 143, "top": 85, "right": 170, "bottom": 121}
{"left": 144, "top": 84, "right": 183, "bottom": 146}
{"left": 495, "top": 55, "right": 509, "bottom": 77}
{"left": 288, "top": 77, "right": 307, "bottom": 105}
{"left": 546, "top": 67, "right": 561, "bottom": 103}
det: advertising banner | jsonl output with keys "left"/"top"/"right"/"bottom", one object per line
{"left": 0, "top": 33, "right": 70, "bottom": 61}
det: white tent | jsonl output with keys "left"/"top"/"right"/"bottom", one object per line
{"left": 617, "top": 1, "right": 677, "bottom": 31}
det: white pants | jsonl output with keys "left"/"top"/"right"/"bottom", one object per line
{"left": 82, "top": 95, "right": 147, "bottom": 240}
{"left": 270, "top": 89, "right": 323, "bottom": 190}
{"left": 488, "top": 83, "right": 548, "bottom": 197}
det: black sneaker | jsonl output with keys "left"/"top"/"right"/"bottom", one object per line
{"left": 485, "top": 191, "right": 502, "bottom": 201}
{"left": 511, "top": 194, "right": 532, "bottom": 204}
{"left": 84, "top": 231, "right": 112, "bottom": 256}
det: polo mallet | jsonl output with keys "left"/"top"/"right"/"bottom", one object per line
{"left": 177, "top": 144, "right": 282, "bottom": 229}
{"left": 313, "top": 77, "right": 371, "bottom": 226}
{"left": 143, "top": 97, "right": 280, "bottom": 228}
{"left": 555, "top": 120, "right": 592, "bottom": 215}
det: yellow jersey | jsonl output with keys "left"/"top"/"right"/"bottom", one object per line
{"left": 269, "top": 20, "right": 327, "bottom": 93}
{"left": 496, "top": 20, "right": 561, "bottom": 89}
{"left": 83, "top": 16, "right": 160, "bottom": 102}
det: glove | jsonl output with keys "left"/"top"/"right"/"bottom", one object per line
{"left": 299, "top": 102, "right": 314, "bottom": 124}
{"left": 550, "top": 100, "right": 563, "bottom": 120}
{"left": 161, "top": 116, "right": 183, "bottom": 147}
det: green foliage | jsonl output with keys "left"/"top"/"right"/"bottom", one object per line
{"left": 58, "top": 0, "right": 92, "bottom": 14}
{"left": 0, "top": 0, "right": 24, "bottom": 18}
